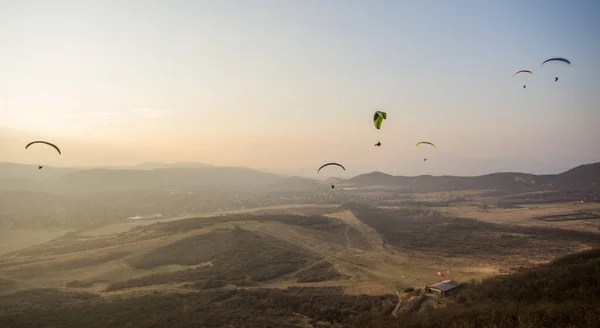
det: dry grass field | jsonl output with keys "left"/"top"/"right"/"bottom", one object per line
{"left": 0, "top": 228, "right": 70, "bottom": 256}
{"left": 1, "top": 191, "right": 599, "bottom": 327}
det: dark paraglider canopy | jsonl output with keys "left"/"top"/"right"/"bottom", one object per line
{"left": 25, "top": 141, "right": 62, "bottom": 155}
{"left": 317, "top": 162, "right": 346, "bottom": 173}
{"left": 541, "top": 57, "right": 571, "bottom": 66}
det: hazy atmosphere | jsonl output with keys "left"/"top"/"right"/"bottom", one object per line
{"left": 2, "top": 0, "right": 599, "bottom": 177}
{"left": 2, "top": 2, "right": 600, "bottom": 328}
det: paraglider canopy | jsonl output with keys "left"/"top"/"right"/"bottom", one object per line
{"left": 541, "top": 57, "right": 571, "bottom": 66}
{"left": 317, "top": 162, "right": 346, "bottom": 173}
{"left": 512, "top": 70, "right": 534, "bottom": 88}
{"left": 414, "top": 141, "right": 436, "bottom": 148}
{"left": 373, "top": 111, "right": 387, "bottom": 130}
{"left": 512, "top": 70, "right": 534, "bottom": 78}
{"left": 25, "top": 141, "right": 61, "bottom": 155}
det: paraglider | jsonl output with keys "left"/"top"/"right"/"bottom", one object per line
{"left": 512, "top": 70, "right": 534, "bottom": 89}
{"left": 25, "top": 141, "right": 61, "bottom": 170}
{"left": 415, "top": 142, "right": 435, "bottom": 162}
{"left": 372, "top": 111, "right": 387, "bottom": 147}
{"left": 317, "top": 163, "right": 344, "bottom": 193}
{"left": 317, "top": 162, "right": 345, "bottom": 173}
{"left": 541, "top": 58, "right": 570, "bottom": 82}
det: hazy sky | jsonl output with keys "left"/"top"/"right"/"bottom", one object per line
{"left": 1, "top": 0, "right": 599, "bottom": 177}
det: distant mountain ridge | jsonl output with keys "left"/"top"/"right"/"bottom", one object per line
{"left": 344, "top": 162, "right": 600, "bottom": 193}
{"left": 133, "top": 162, "right": 214, "bottom": 170}
{"left": 0, "top": 161, "right": 598, "bottom": 194}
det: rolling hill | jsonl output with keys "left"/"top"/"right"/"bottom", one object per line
{"left": 1, "top": 161, "right": 599, "bottom": 195}
{"left": 345, "top": 162, "right": 600, "bottom": 194}
{"left": 0, "top": 164, "right": 317, "bottom": 194}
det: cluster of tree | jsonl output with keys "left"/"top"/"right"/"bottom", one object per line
{"left": 106, "top": 228, "right": 319, "bottom": 292}
{"left": 350, "top": 206, "right": 600, "bottom": 258}
{"left": 295, "top": 261, "right": 349, "bottom": 283}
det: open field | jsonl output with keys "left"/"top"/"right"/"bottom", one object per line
{"left": 2, "top": 193, "right": 598, "bottom": 294}
{"left": 0, "top": 228, "right": 70, "bottom": 256}
{"left": 436, "top": 198, "right": 600, "bottom": 232}
{"left": 1, "top": 191, "right": 599, "bottom": 327}
{"left": 0, "top": 204, "right": 341, "bottom": 258}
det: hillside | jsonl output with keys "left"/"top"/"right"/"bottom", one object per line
{"left": 0, "top": 236, "right": 598, "bottom": 327}
{"left": 56, "top": 167, "right": 283, "bottom": 193}
{"left": 346, "top": 162, "right": 600, "bottom": 194}
{"left": 402, "top": 248, "right": 600, "bottom": 328}
{"left": 550, "top": 162, "right": 600, "bottom": 190}
{"left": 0, "top": 164, "right": 318, "bottom": 194}
{"left": 1, "top": 201, "right": 599, "bottom": 327}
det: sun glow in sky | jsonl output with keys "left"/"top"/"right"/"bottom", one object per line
{"left": 1, "top": 0, "right": 599, "bottom": 176}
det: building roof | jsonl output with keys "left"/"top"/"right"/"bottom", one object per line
{"left": 427, "top": 280, "right": 460, "bottom": 292}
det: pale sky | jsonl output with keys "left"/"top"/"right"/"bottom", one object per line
{"left": 1, "top": 0, "right": 599, "bottom": 177}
